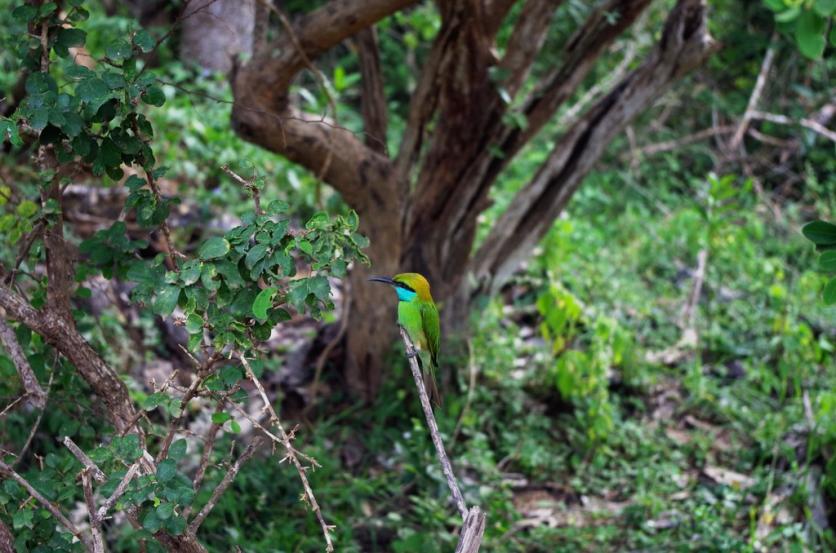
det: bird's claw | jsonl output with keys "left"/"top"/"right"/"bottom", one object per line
{"left": 405, "top": 349, "right": 419, "bottom": 359}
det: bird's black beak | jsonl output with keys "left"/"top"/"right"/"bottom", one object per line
{"left": 368, "top": 275, "right": 395, "bottom": 286}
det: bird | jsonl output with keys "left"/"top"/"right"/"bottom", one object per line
{"left": 369, "top": 272, "right": 441, "bottom": 405}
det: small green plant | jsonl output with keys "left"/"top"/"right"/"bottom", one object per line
{"left": 801, "top": 219, "right": 836, "bottom": 304}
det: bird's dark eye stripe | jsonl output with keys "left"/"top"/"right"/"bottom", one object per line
{"left": 395, "top": 282, "right": 415, "bottom": 292}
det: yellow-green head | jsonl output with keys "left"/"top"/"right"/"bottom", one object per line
{"left": 368, "top": 272, "right": 434, "bottom": 303}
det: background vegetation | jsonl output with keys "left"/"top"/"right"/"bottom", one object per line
{"left": 0, "top": 0, "right": 834, "bottom": 552}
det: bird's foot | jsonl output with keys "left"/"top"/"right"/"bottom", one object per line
{"left": 405, "top": 349, "right": 419, "bottom": 359}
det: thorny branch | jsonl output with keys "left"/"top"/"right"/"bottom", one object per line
{"left": 187, "top": 438, "right": 263, "bottom": 536}
{"left": 238, "top": 352, "right": 336, "bottom": 552}
{"left": 0, "top": 460, "right": 94, "bottom": 551}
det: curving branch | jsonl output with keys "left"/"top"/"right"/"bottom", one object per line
{"left": 497, "top": 0, "right": 562, "bottom": 99}
{"left": 0, "top": 284, "right": 137, "bottom": 434}
{"left": 471, "top": 0, "right": 717, "bottom": 294}
{"left": 232, "top": 0, "right": 417, "bottom": 210}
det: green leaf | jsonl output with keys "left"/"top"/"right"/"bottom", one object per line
{"left": 154, "top": 285, "right": 181, "bottom": 316}
{"left": 796, "top": 9, "right": 827, "bottom": 59}
{"left": 815, "top": 0, "right": 836, "bottom": 16}
{"left": 309, "top": 275, "right": 331, "bottom": 301}
{"left": 802, "top": 220, "right": 836, "bottom": 245}
{"left": 16, "top": 200, "right": 38, "bottom": 218}
{"left": 55, "top": 28, "right": 86, "bottom": 49}
{"left": 168, "top": 439, "right": 187, "bottom": 461}
{"left": 11, "top": 5, "right": 36, "bottom": 22}
{"left": 179, "top": 260, "right": 202, "bottom": 285}
{"left": 134, "top": 30, "right": 155, "bottom": 53}
{"left": 252, "top": 287, "right": 277, "bottom": 321}
{"left": 820, "top": 251, "right": 836, "bottom": 272}
{"left": 825, "top": 278, "right": 836, "bottom": 305}
{"left": 156, "top": 502, "right": 174, "bottom": 520}
{"left": 776, "top": 6, "right": 801, "bottom": 22}
{"left": 142, "top": 509, "right": 162, "bottom": 532}
{"left": 245, "top": 243, "right": 269, "bottom": 269}
{"left": 199, "top": 237, "right": 230, "bottom": 260}
{"left": 185, "top": 314, "right": 203, "bottom": 334}
{"left": 211, "top": 412, "right": 231, "bottom": 424}
{"left": 106, "top": 39, "right": 133, "bottom": 63}
{"left": 142, "top": 85, "right": 166, "bottom": 107}
{"left": 156, "top": 459, "right": 177, "bottom": 483}
{"left": 76, "top": 77, "right": 110, "bottom": 103}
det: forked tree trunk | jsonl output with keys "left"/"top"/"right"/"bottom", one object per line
{"left": 231, "top": 0, "right": 716, "bottom": 401}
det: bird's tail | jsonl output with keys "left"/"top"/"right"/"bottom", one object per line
{"left": 416, "top": 353, "right": 442, "bottom": 406}
{"left": 423, "top": 363, "right": 442, "bottom": 407}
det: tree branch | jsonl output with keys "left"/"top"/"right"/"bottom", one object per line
{"left": 0, "top": 283, "right": 138, "bottom": 434}
{"left": 232, "top": 0, "right": 415, "bottom": 209}
{"left": 503, "top": 0, "right": 652, "bottom": 157}
{"left": 481, "top": 0, "right": 517, "bottom": 39}
{"left": 730, "top": 33, "right": 776, "bottom": 150}
{"left": 237, "top": 353, "right": 335, "bottom": 551}
{"left": 471, "top": 0, "right": 716, "bottom": 295}
{"left": 187, "top": 438, "right": 262, "bottom": 535}
{"left": 0, "top": 460, "right": 94, "bottom": 551}
{"left": 63, "top": 436, "right": 106, "bottom": 483}
{"left": 355, "top": 27, "right": 389, "bottom": 155}
{"left": 497, "top": 0, "right": 561, "bottom": 99}
{"left": 397, "top": 327, "right": 486, "bottom": 551}
{"left": 0, "top": 319, "right": 46, "bottom": 408}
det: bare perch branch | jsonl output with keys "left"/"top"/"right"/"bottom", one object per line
{"left": 397, "top": 327, "right": 486, "bottom": 550}
{"left": 397, "top": 327, "right": 467, "bottom": 517}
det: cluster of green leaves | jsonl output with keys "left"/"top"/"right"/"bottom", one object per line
{"left": 1, "top": 2, "right": 368, "bottom": 549}
{"left": 801, "top": 219, "right": 836, "bottom": 303}
{"left": 80, "top": 203, "right": 365, "bottom": 353}
{"left": 10, "top": 2, "right": 162, "bottom": 179}
{"left": 537, "top": 271, "right": 640, "bottom": 442}
{"left": 764, "top": 0, "right": 835, "bottom": 59}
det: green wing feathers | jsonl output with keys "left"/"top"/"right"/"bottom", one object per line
{"left": 420, "top": 301, "right": 441, "bottom": 404}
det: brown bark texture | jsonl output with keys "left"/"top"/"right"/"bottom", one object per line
{"left": 230, "top": 0, "right": 716, "bottom": 400}
{"left": 180, "top": 0, "right": 255, "bottom": 73}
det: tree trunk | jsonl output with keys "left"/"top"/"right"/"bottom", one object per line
{"left": 180, "top": 0, "right": 255, "bottom": 73}
{"left": 231, "top": 0, "right": 716, "bottom": 401}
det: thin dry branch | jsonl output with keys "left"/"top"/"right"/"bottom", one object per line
{"left": 81, "top": 469, "right": 105, "bottom": 553}
{"left": 0, "top": 460, "right": 93, "bottom": 550}
{"left": 238, "top": 352, "right": 335, "bottom": 551}
{"left": 187, "top": 438, "right": 263, "bottom": 535}
{"left": 63, "top": 436, "right": 106, "bottom": 483}
{"left": 96, "top": 463, "right": 141, "bottom": 523}
{"left": 730, "top": 34, "right": 776, "bottom": 150}
{"left": 397, "top": 327, "right": 486, "bottom": 551}
{"left": 0, "top": 318, "right": 46, "bottom": 408}
{"left": 750, "top": 109, "right": 836, "bottom": 143}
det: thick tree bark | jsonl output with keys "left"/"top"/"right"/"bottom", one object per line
{"left": 180, "top": 0, "right": 255, "bottom": 73}
{"left": 231, "top": 0, "right": 715, "bottom": 400}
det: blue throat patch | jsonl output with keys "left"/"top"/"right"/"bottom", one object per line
{"left": 396, "top": 287, "right": 417, "bottom": 302}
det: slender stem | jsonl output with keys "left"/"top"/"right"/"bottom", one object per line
{"left": 398, "top": 326, "right": 468, "bottom": 519}
{"left": 187, "top": 439, "right": 262, "bottom": 535}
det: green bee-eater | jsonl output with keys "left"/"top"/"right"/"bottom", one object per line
{"left": 369, "top": 272, "right": 441, "bottom": 404}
